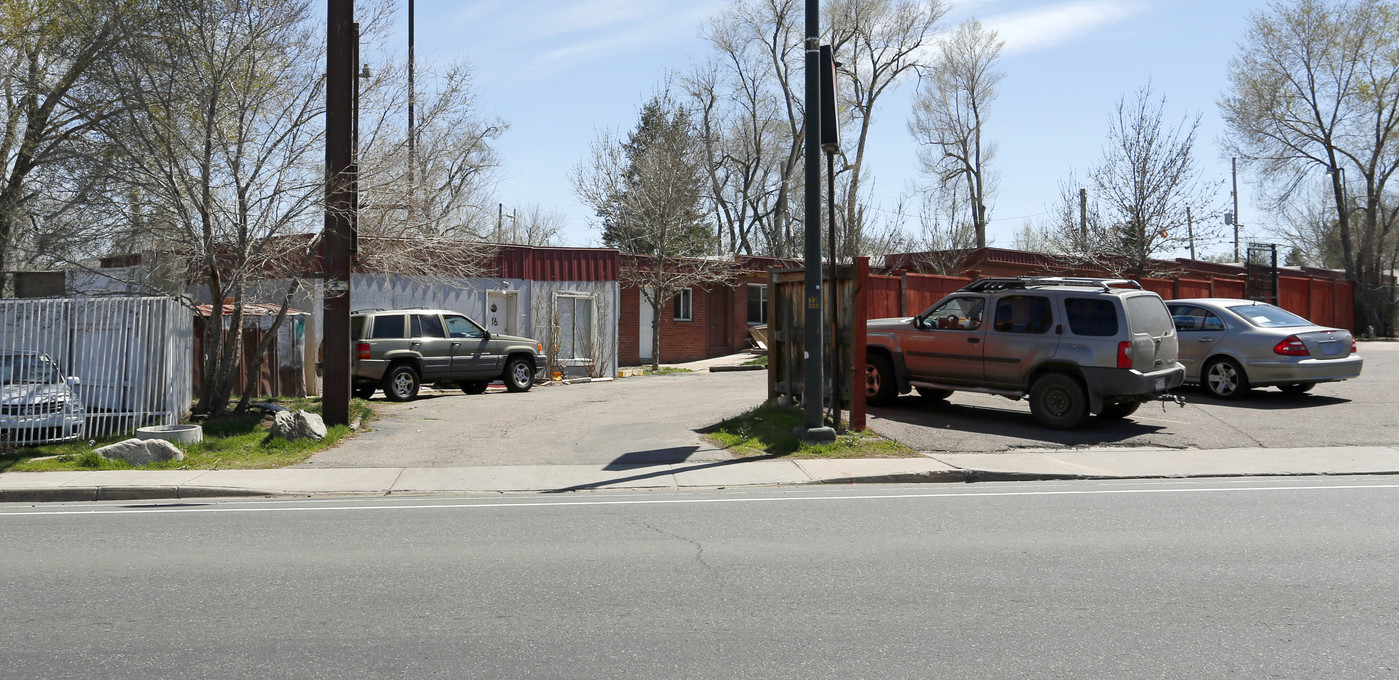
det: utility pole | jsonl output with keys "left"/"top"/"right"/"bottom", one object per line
{"left": 1186, "top": 205, "right": 1195, "bottom": 260}
{"left": 407, "top": 0, "right": 415, "bottom": 224}
{"left": 323, "top": 0, "right": 356, "bottom": 426}
{"left": 1232, "top": 157, "right": 1240, "bottom": 262}
{"left": 1078, "top": 188, "right": 1087, "bottom": 247}
{"left": 799, "top": 0, "right": 833, "bottom": 443}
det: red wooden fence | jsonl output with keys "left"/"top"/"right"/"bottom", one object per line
{"left": 866, "top": 272, "right": 1356, "bottom": 331}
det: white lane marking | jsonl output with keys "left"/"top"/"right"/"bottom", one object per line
{"left": 3, "top": 482, "right": 1399, "bottom": 517}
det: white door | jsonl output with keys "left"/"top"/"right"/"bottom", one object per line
{"left": 638, "top": 290, "right": 654, "bottom": 361}
{"left": 486, "top": 291, "right": 518, "bottom": 336}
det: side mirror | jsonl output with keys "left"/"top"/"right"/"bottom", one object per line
{"left": 66, "top": 376, "right": 81, "bottom": 387}
{"left": 482, "top": 331, "right": 491, "bottom": 341}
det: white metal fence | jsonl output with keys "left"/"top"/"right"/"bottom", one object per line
{"left": 0, "top": 297, "right": 193, "bottom": 448}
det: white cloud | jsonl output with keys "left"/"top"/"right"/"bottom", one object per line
{"left": 981, "top": 0, "right": 1146, "bottom": 54}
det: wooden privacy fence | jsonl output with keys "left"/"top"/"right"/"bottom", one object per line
{"left": 871, "top": 271, "right": 1355, "bottom": 331}
{"left": 768, "top": 260, "right": 868, "bottom": 431}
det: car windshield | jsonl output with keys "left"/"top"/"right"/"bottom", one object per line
{"left": 1226, "top": 303, "right": 1311, "bottom": 328}
{"left": 0, "top": 355, "right": 64, "bottom": 385}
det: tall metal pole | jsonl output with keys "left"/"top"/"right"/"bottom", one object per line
{"left": 323, "top": 0, "right": 355, "bottom": 426}
{"left": 407, "top": 0, "right": 415, "bottom": 223}
{"left": 1186, "top": 205, "right": 1195, "bottom": 260}
{"left": 1232, "top": 157, "right": 1240, "bottom": 262}
{"left": 1078, "top": 188, "right": 1087, "bottom": 246}
{"left": 827, "top": 152, "right": 840, "bottom": 432}
{"left": 799, "top": 0, "right": 833, "bottom": 442}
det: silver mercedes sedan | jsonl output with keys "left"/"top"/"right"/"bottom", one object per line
{"left": 1165, "top": 299, "right": 1363, "bottom": 399}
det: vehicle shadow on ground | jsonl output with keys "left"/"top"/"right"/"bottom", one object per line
{"left": 1176, "top": 387, "right": 1349, "bottom": 410}
{"left": 870, "top": 395, "right": 1169, "bottom": 446}
{"left": 546, "top": 449, "right": 781, "bottom": 494}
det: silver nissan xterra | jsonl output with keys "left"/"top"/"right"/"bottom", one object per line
{"left": 864, "top": 277, "right": 1185, "bottom": 429}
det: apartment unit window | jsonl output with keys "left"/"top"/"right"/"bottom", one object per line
{"left": 556, "top": 294, "right": 595, "bottom": 362}
{"left": 673, "top": 288, "right": 692, "bottom": 321}
{"left": 747, "top": 284, "right": 768, "bottom": 324}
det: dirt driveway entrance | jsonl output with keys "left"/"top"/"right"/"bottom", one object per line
{"left": 301, "top": 362, "right": 768, "bottom": 468}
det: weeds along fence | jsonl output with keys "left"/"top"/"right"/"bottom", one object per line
{"left": 0, "top": 297, "right": 193, "bottom": 447}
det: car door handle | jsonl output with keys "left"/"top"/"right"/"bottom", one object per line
{"left": 968, "top": 337, "right": 980, "bottom": 344}
{"left": 1197, "top": 338, "right": 1214, "bottom": 343}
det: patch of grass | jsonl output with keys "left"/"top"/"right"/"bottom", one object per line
{"left": 2, "top": 396, "right": 375, "bottom": 472}
{"left": 643, "top": 366, "right": 694, "bottom": 375}
{"left": 701, "top": 404, "right": 917, "bottom": 459}
{"left": 741, "top": 355, "right": 768, "bottom": 367}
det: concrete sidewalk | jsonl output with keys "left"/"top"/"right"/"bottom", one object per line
{"left": 4, "top": 445, "right": 1399, "bottom": 503}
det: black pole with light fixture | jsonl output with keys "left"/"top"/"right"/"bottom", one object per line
{"left": 798, "top": 0, "right": 834, "bottom": 443}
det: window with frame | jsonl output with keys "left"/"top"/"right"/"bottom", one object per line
{"left": 918, "top": 296, "right": 984, "bottom": 331}
{"left": 747, "top": 284, "right": 768, "bottom": 324}
{"left": 991, "top": 295, "right": 1053, "bottom": 334}
{"left": 556, "top": 294, "right": 595, "bottom": 362}
{"left": 370, "top": 314, "right": 406, "bottom": 339}
{"left": 673, "top": 288, "right": 692, "bottom": 321}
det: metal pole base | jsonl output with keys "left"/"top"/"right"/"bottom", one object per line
{"left": 794, "top": 425, "right": 837, "bottom": 444}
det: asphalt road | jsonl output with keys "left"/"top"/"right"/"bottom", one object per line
{"left": 869, "top": 341, "right": 1399, "bottom": 453}
{"left": 3, "top": 478, "right": 1397, "bottom": 679}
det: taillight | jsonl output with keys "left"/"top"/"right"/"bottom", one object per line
{"left": 356, "top": 342, "right": 372, "bottom": 360}
{"left": 1352, "top": 340, "right": 1358, "bottom": 353}
{"left": 1117, "top": 341, "right": 1133, "bottom": 368}
{"left": 1273, "top": 335, "right": 1310, "bottom": 356}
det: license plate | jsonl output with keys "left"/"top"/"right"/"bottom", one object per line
{"left": 1154, "top": 378, "right": 1166, "bottom": 391}
{"left": 1321, "top": 342, "right": 1342, "bottom": 356}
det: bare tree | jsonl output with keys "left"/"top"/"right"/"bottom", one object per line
{"left": 0, "top": 0, "right": 151, "bottom": 281}
{"left": 908, "top": 17, "right": 1002, "bottom": 248}
{"left": 97, "top": 0, "right": 326, "bottom": 417}
{"left": 1086, "top": 84, "right": 1220, "bottom": 277}
{"left": 356, "top": 58, "right": 506, "bottom": 241}
{"left": 1221, "top": 0, "right": 1399, "bottom": 334}
{"left": 496, "top": 203, "right": 564, "bottom": 246}
{"left": 826, "top": 0, "right": 948, "bottom": 258}
{"left": 572, "top": 91, "right": 732, "bottom": 369}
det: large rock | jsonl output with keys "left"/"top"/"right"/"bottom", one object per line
{"left": 96, "top": 438, "right": 185, "bottom": 466}
{"left": 269, "top": 409, "right": 327, "bottom": 442}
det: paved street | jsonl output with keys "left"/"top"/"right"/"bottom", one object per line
{"left": 3, "top": 478, "right": 1397, "bottom": 679}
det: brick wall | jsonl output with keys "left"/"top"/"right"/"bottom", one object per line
{"left": 619, "top": 273, "right": 773, "bottom": 365}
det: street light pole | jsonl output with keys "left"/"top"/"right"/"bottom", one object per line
{"left": 799, "top": 0, "right": 834, "bottom": 443}
{"left": 407, "top": 0, "right": 415, "bottom": 224}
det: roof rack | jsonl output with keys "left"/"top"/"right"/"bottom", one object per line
{"left": 959, "top": 276, "right": 1144, "bottom": 292}
{"left": 351, "top": 307, "right": 386, "bottom": 314}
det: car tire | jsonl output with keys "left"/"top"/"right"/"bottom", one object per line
{"left": 1098, "top": 400, "right": 1140, "bottom": 419}
{"left": 353, "top": 385, "right": 376, "bottom": 399}
{"left": 382, "top": 364, "right": 421, "bottom": 402}
{"left": 1203, "top": 357, "right": 1250, "bottom": 400}
{"left": 1279, "top": 382, "right": 1315, "bottom": 394}
{"left": 1029, "top": 373, "right": 1089, "bottom": 429}
{"left": 915, "top": 386, "right": 953, "bottom": 401}
{"left": 462, "top": 380, "right": 488, "bottom": 395}
{"left": 504, "top": 357, "right": 534, "bottom": 392}
{"left": 866, "top": 355, "right": 898, "bottom": 406}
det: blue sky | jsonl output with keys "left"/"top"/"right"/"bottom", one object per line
{"left": 388, "top": 0, "right": 1277, "bottom": 257}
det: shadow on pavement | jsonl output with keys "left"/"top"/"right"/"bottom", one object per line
{"left": 606, "top": 446, "right": 702, "bottom": 469}
{"left": 1176, "top": 387, "right": 1349, "bottom": 410}
{"left": 547, "top": 452, "right": 781, "bottom": 494}
{"left": 871, "top": 394, "right": 1168, "bottom": 446}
